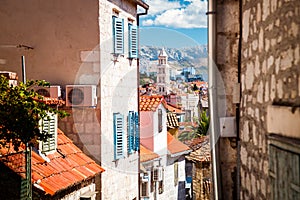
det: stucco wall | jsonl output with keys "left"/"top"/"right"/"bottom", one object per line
{"left": 140, "top": 111, "right": 154, "bottom": 151}
{"left": 240, "top": 0, "right": 300, "bottom": 199}
{"left": 153, "top": 105, "right": 168, "bottom": 157}
{"left": 0, "top": 0, "right": 99, "bottom": 85}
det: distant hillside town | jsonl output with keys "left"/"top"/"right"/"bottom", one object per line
{"left": 139, "top": 47, "right": 209, "bottom": 125}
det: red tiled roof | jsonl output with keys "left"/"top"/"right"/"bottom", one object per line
{"left": 139, "top": 95, "right": 167, "bottom": 112}
{"left": 140, "top": 145, "right": 159, "bottom": 163}
{"left": 0, "top": 129, "right": 104, "bottom": 196}
{"left": 167, "top": 132, "right": 191, "bottom": 156}
{"left": 166, "top": 103, "right": 183, "bottom": 114}
{"left": 34, "top": 97, "right": 65, "bottom": 106}
{"left": 185, "top": 136, "right": 211, "bottom": 162}
{"left": 167, "top": 112, "right": 179, "bottom": 128}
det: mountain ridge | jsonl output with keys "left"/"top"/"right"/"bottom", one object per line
{"left": 140, "top": 45, "right": 208, "bottom": 81}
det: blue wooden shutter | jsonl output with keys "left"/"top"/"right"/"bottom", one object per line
{"left": 113, "top": 17, "right": 124, "bottom": 55}
{"left": 134, "top": 112, "right": 140, "bottom": 151}
{"left": 113, "top": 113, "right": 124, "bottom": 160}
{"left": 129, "top": 24, "right": 138, "bottom": 58}
{"left": 128, "top": 111, "right": 135, "bottom": 154}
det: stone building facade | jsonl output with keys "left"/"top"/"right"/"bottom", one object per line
{"left": 214, "top": 0, "right": 300, "bottom": 199}
{"left": 215, "top": 0, "right": 240, "bottom": 199}
{"left": 239, "top": 0, "right": 300, "bottom": 199}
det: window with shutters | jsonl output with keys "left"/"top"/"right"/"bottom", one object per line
{"left": 128, "top": 111, "right": 139, "bottom": 154}
{"left": 113, "top": 17, "right": 124, "bottom": 55}
{"left": 39, "top": 113, "right": 57, "bottom": 153}
{"left": 113, "top": 113, "right": 124, "bottom": 160}
{"left": 128, "top": 24, "right": 138, "bottom": 59}
{"left": 269, "top": 135, "right": 300, "bottom": 200}
{"left": 158, "top": 109, "right": 162, "bottom": 132}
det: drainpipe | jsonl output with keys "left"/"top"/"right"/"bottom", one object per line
{"left": 236, "top": 0, "right": 243, "bottom": 199}
{"left": 207, "top": 0, "right": 222, "bottom": 199}
{"left": 137, "top": 5, "right": 149, "bottom": 200}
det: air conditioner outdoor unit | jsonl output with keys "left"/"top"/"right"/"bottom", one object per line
{"left": 34, "top": 86, "right": 61, "bottom": 98}
{"left": 66, "top": 85, "right": 97, "bottom": 107}
{"left": 141, "top": 173, "right": 149, "bottom": 183}
{"left": 153, "top": 167, "right": 163, "bottom": 181}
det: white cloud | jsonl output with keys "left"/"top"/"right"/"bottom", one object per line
{"left": 143, "top": 0, "right": 208, "bottom": 28}
{"left": 144, "top": 0, "right": 181, "bottom": 16}
{"left": 142, "top": 19, "right": 154, "bottom": 26}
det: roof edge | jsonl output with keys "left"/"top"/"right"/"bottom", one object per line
{"left": 133, "top": 0, "right": 149, "bottom": 9}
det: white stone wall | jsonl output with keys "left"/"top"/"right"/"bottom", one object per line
{"left": 99, "top": 0, "right": 139, "bottom": 199}
{"left": 61, "top": 183, "right": 97, "bottom": 200}
{"left": 181, "top": 93, "right": 199, "bottom": 121}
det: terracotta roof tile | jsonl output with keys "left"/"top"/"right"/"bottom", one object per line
{"left": 0, "top": 129, "right": 104, "bottom": 196}
{"left": 167, "top": 132, "right": 191, "bottom": 156}
{"left": 140, "top": 145, "right": 159, "bottom": 163}
{"left": 34, "top": 97, "right": 65, "bottom": 106}
{"left": 139, "top": 95, "right": 167, "bottom": 112}
{"left": 185, "top": 137, "right": 211, "bottom": 162}
{"left": 167, "top": 112, "right": 179, "bottom": 128}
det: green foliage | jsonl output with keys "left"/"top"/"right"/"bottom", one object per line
{"left": 178, "top": 111, "right": 209, "bottom": 142}
{"left": 139, "top": 72, "right": 157, "bottom": 84}
{"left": 195, "top": 111, "right": 210, "bottom": 136}
{"left": 178, "top": 131, "right": 194, "bottom": 142}
{"left": 0, "top": 75, "right": 67, "bottom": 151}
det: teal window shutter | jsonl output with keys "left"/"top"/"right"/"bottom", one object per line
{"left": 113, "top": 113, "right": 124, "bottom": 160}
{"left": 134, "top": 111, "right": 140, "bottom": 151}
{"left": 129, "top": 24, "right": 138, "bottom": 58}
{"left": 113, "top": 17, "right": 124, "bottom": 55}
{"left": 128, "top": 111, "right": 135, "bottom": 154}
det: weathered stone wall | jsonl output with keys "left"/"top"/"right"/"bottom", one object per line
{"left": 59, "top": 108, "right": 101, "bottom": 162}
{"left": 193, "top": 162, "right": 211, "bottom": 200}
{"left": 240, "top": 0, "right": 300, "bottom": 199}
{"left": 216, "top": 0, "right": 240, "bottom": 199}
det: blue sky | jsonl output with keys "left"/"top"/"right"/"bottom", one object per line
{"left": 139, "top": 0, "right": 208, "bottom": 48}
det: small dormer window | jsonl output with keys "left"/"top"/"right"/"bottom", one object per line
{"left": 39, "top": 113, "right": 57, "bottom": 153}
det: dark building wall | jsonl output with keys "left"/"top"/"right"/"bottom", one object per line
{"left": 215, "top": 0, "right": 240, "bottom": 199}
{"left": 0, "top": 162, "right": 22, "bottom": 200}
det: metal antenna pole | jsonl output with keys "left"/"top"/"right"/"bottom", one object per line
{"left": 21, "top": 55, "right": 32, "bottom": 200}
